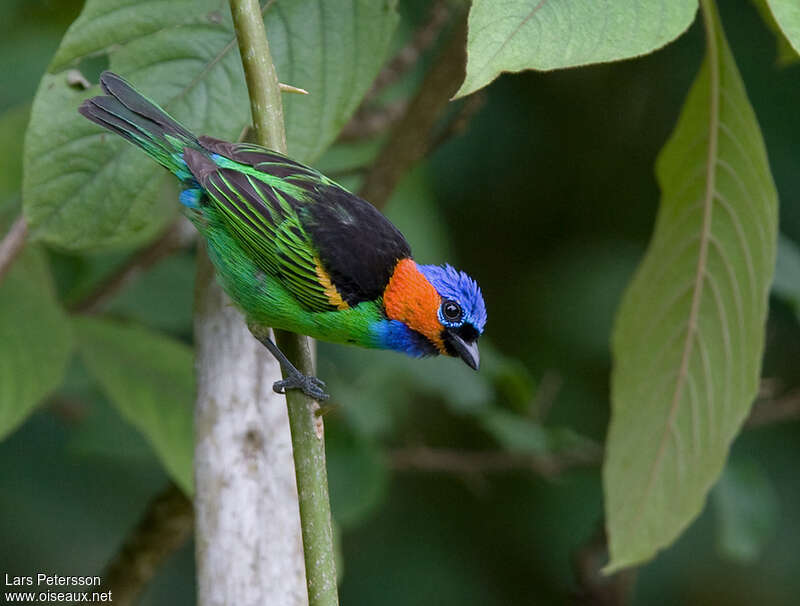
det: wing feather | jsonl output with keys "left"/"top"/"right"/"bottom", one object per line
{"left": 194, "top": 163, "right": 335, "bottom": 311}
{"left": 185, "top": 140, "right": 411, "bottom": 311}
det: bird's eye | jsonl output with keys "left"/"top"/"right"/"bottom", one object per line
{"left": 441, "top": 300, "right": 463, "bottom": 323}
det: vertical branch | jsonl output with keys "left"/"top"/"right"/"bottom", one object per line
{"left": 193, "top": 247, "right": 307, "bottom": 606}
{"left": 228, "top": 0, "right": 287, "bottom": 153}
{"left": 193, "top": 1, "right": 309, "bottom": 602}
{"left": 228, "top": 1, "right": 339, "bottom": 605}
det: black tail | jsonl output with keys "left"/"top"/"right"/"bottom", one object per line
{"left": 79, "top": 71, "right": 200, "bottom": 178}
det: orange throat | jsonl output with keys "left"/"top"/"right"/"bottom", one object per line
{"left": 383, "top": 258, "right": 445, "bottom": 353}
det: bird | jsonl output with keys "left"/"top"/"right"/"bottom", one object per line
{"left": 79, "top": 71, "right": 486, "bottom": 401}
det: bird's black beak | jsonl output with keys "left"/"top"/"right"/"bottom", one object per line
{"left": 445, "top": 329, "right": 480, "bottom": 371}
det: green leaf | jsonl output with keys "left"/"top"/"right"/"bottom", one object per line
{"left": 764, "top": 0, "right": 800, "bottom": 58}
{"left": 0, "top": 246, "right": 73, "bottom": 439}
{"left": 455, "top": 0, "right": 698, "bottom": 98}
{"left": 712, "top": 458, "right": 778, "bottom": 564}
{"left": 773, "top": 235, "right": 800, "bottom": 323}
{"left": 604, "top": 2, "right": 778, "bottom": 572}
{"left": 73, "top": 316, "right": 194, "bottom": 493}
{"left": 23, "top": 0, "right": 398, "bottom": 250}
{"left": 752, "top": 0, "right": 800, "bottom": 65}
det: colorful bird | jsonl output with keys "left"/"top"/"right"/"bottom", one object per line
{"left": 79, "top": 71, "right": 486, "bottom": 400}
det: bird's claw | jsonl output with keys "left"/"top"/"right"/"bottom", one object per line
{"left": 272, "top": 373, "right": 330, "bottom": 401}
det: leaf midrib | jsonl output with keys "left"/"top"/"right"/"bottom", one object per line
{"left": 634, "top": 0, "right": 721, "bottom": 527}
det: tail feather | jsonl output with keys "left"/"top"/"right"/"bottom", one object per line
{"left": 79, "top": 71, "right": 200, "bottom": 180}
{"left": 98, "top": 71, "right": 197, "bottom": 143}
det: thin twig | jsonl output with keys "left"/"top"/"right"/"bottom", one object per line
{"left": 746, "top": 387, "right": 800, "bottom": 428}
{"left": 571, "top": 528, "right": 636, "bottom": 606}
{"left": 363, "top": 0, "right": 451, "bottom": 104}
{"left": 390, "top": 384, "right": 800, "bottom": 482}
{"left": 228, "top": 1, "right": 338, "bottom": 605}
{"left": 429, "top": 90, "right": 487, "bottom": 151}
{"left": 85, "top": 483, "right": 193, "bottom": 606}
{"left": 390, "top": 444, "right": 602, "bottom": 478}
{"left": 0, "top": 214, "right": 29, "bottom": 285}
{"left": 337, "top": 1, "right": 451, "bottom": 143}
{"left": 69, "top": 218, "right": 196, "bottom": 314}
{"left": 530, "top": 369, "right": 564, "bottom": 422}
{"left": 337, "top": 99, "right": 408, "bottom": 141}
{"left": 359, "top": 13, "right": 468, "bottom": 209}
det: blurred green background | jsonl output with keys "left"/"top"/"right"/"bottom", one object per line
{"left": 1, "top": 1, "right": 799, "bottom": 604}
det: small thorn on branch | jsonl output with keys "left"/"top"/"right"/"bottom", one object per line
{"left": 279, "top": 82, "right": 309, "bottom": 95}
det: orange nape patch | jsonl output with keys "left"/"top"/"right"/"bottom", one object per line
{"left": 383, "top": 258, "right": 445, "bottom": 353}
{"left": 314, "top": 257, "right": 349, "bottom": 310}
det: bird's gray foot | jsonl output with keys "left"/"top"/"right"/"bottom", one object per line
{"left": 272, "top": 372, "right": 329, "bottom": 401}
{"left": 248, "top": 325, "right": 331, "bottom": 401}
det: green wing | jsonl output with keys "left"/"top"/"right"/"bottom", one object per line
{"left": 183, "top": 147, "right": 338, "bottom": 313}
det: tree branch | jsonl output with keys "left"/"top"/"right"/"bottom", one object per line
{"left": 571, "top": 528, "right": 636, "bottom": 606}
{"left": 337, "top": 99, "right": 407, "bottom": 142}
{"left": 227, "top": 1, "right": 338, "bottom": 605}
{"left": 362, "top": 0, "right": 450, "bottom": 104}
{"left": 746, "top": 387, "right": 800, "bottom": 428}
{"left": 429, "top": 90, "right": 487, "bottom": 151}
{"left": 0, "top": 214, "right": 28, "bottom": 285}
{"left": 86, "top": 483, "right": 193, "bottom": 606}
{"left": 359, "top": 14, "right": 468, "bottom": 209}
{"left": 390, "top": 444, "right": 602, "bottom": 478}
{"left": 390, "top": 383, "right": 800, "bottom": 482}
{"left": 338, "top": 0, "right": 451, "bottom": 142}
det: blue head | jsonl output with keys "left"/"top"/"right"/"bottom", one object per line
{"left": 376, "top": 260, "right": 487, "bottom": 368}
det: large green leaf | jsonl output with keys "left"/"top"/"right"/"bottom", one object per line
{"left": 74, "top": 316, "right": 194, "bottom": 493}
{"left": 765, "top": 0, "right": 800, "bottom": 56}
{"left": 23, "top": 0, "right": 398, "bottom": 250}
{"left": 0, "top": 247, "right": 73, "bottom": 439}
{"left": 604, "top": 2, "right": 778, "bottom": 572}
{"left": 455, "top": 0, "right": 697, "bottom": 98}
